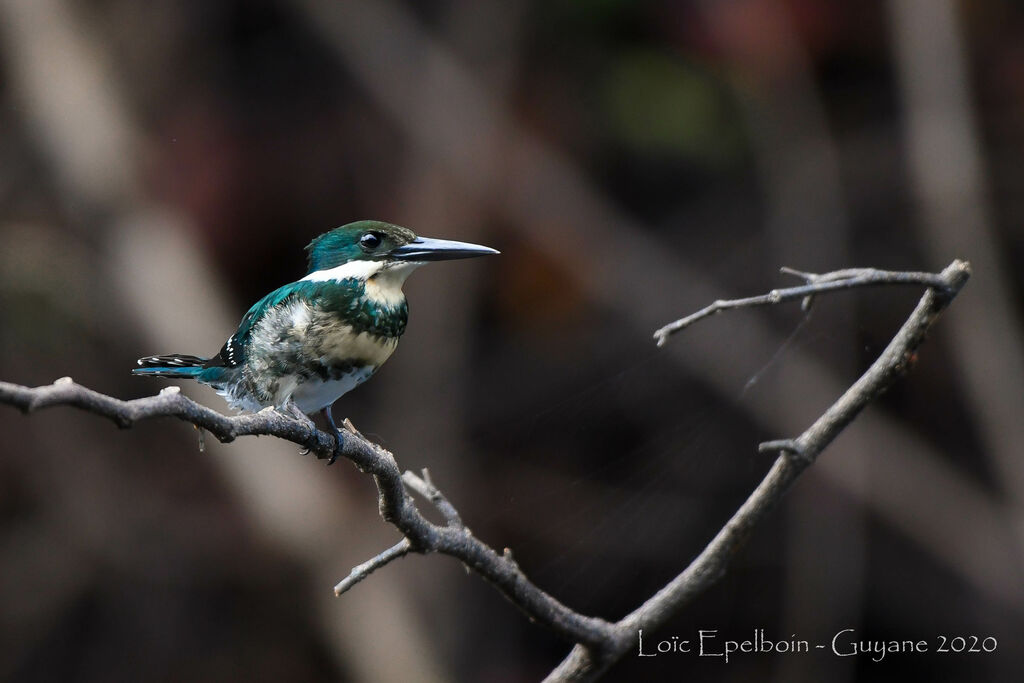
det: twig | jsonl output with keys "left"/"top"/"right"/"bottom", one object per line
{"left": 0, "top": 260, "right": 969, "bottom": 682}
{"left": 402, "top": 468, "right": 464, "bottom": 528}
{"left": 334, "top": 539, "right": 413, "bottom": 596}
{"left": 652, "top": 266, "right": 952, "bottom": 346}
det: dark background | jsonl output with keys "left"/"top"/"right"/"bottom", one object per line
{"left": 1, "top": 0, "right": 1022, "bottom": 681}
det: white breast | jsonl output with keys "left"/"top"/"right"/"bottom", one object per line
{"left": 291, "top": 366, "right": 377, "bottom": 413}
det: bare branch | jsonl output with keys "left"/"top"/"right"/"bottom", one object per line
{"left": 652, "top": 266, "right": 953, "bottom": 347}
{"left": 545, "top": 259, "right": 970, "bottom": 681}
{"left": 0, "top": 260, "right": 969, "bottom": 682}
{"left": 334, "top": 539, "right": 413, "bottom": 596}
{"left": 0, "top": 376, "right": 616, "bottom": 649}
{"left": 402, "top": 468, "right": 464, "bottom": 528}
{"left": 758, "top": 438, "right": 810, "bottom": 463}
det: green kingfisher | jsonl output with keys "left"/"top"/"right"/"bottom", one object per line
{"left": 133, "top": 220, "right": 497, "bottom": 455}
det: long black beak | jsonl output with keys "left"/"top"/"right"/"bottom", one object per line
{"left": 390, "top": 236, "right": 499, "bottom": 262}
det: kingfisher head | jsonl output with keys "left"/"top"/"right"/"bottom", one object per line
{"left": 305, "top": 221, "right": 498, "bottom": 277}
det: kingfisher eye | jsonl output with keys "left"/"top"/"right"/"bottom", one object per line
{"left": 359, "top": 232, "right": 382, "bottom": 250}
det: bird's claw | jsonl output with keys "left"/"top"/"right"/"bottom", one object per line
{"left": 277, "top": 401, "right": 318, "bottom": 456}
{"left": 327, "top": 429, "right": 345, "bottom": 465}
{"left": 320, "top": 405, "right": 361, "bottom": 465}
{"left": 325, "top": 418, "right": 363, "bottom": 464}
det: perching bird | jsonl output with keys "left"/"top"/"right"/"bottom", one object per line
{"left": 133, "top": 221, "right": 497, "bottom": 457}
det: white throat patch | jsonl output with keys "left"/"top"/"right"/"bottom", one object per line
{"left": 301, "top": 260, "right": 387, "bottom": 283}
{"left": 300, "top": 260, "right": 422, "bottom": 306}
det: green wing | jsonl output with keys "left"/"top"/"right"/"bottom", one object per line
{"left": 211, "top": 279, "right": 375, "bottom": 368}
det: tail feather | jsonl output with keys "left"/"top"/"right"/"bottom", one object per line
{"left": 133, "top": 354, "right": 208, "bottom": 378}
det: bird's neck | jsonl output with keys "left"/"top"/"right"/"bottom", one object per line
{"left": 294, "top": 261, "right": 413, "bottom": 340}
{"left": 301, "top": 259, "right": 420, "bottom": 308}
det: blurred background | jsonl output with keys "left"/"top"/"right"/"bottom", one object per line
{"left": 1, "top": 0, "right": 1022, "bottom": 681}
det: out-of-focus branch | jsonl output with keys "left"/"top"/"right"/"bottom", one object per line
{"left": 0, "top": 261, "right": 968, "bottom": 682}
{"left": 889, "top": 0, "right": 1024, "bottom": 537}
{"left": 0, "top": 0, "right": 449, "bottom": 676}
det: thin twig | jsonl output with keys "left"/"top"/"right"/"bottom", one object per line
{"left": 334, "top": 539, "right": 413, "bottom": 596}
{"left": 402, "top": 468, "right": 464, "bottom": 528}
{"left": 652, "top": 267, "right": 951, "bottom": 346}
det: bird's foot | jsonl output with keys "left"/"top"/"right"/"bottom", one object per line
{"left": 279, "top": 401, "right": 316, "bottom": 455}
{"left": 320, "top": 407, "right": 368, "bottom": 465}
{"left": 324, "top": 419, "right": 366, "bottom": 464}
{"left": 321, "top": 405, "right": 345, "bottom": 465}
{"left": 327, "top": 430, "right": 343, "bottom": 465}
